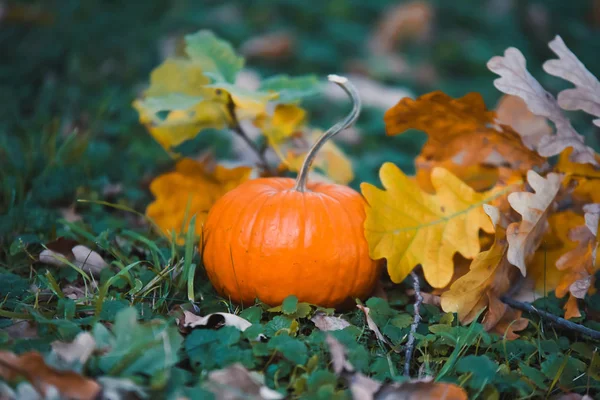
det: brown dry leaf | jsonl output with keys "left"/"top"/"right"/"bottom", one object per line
{"left": 374, "top": 379, "right": 469, "bottom": 400}
{"left": 204, "top": 363, "right": 284, "bottom": 400}
{"left": 146, "top": 157, "right": 252, "bottom": 242}
{"left": 356, "top": 305, "right": 393, "bottom": 348}
{"left": 311, "top": 312, "right": 351, "bottom": 331}
{"left": 384, "top": 91, "right": 545, "bottom": 193}
{"left": 487, "top": 46, "right": 598, "bottom": 165}
{"left": 529, "top": 211, "right": 584, "bottom": 295}
{"left": 506, "top": 171, "right": 561, "bottom": 275}
{"left": 39, "top": 237, "right": 108, "bottom": 276}
{"left": 543, "top": 36, "right": 600, "bottom": 127}
{"left": 51, "top": 332, "right": 96, "bottom": 365}
{"left": 495, "top": 94, "right": 551, "bottom": 150}
{"left": 241, "top": 31, "right": 295, "bottom": 60}
{"left": 441, "top": 205, "right": 527, "bottom": 338}
{"left": 0, "top": 351, "right": 100, "bottom": 400}
{"left": 325, "top": 335, "right": 467, "bottom": 400}
{"left": 369, "top": 0, "right": 433, "bottom": 55}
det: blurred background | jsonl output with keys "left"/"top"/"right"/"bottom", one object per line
{"left": 1, "top": 0, "right": 599, "bottom": 238}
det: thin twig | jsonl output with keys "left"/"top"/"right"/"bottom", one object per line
{"left": 225, "top": 95, "right": 273, "bottom": 175}
{"left": 500, "top": 296, "right": 600, "bottom": 340}
{"left": 404, "top": 271, "right": 423, "bottom": 376}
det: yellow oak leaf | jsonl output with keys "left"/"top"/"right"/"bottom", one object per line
{"left": 133, "top": 99, "right": 229, "bottom": 151}
{"left": 146, "top": 158, "right": 252, "bottom": 242}
{"left": 506, "top": 171, "right": 561, "bottom": 276}
{"left": 556, "top": 148, "right": 600, "bottom": 178}
{"left": 441, "top": 205, "right": 527, "bottom": 338}
{"left": 361, "top": 163, "right": 512, "bottom": 288}
{"left": 529, "top": 211, "right": 584, "bottom": 295}
{"left": 415, "top": 157, "right": 500, "bottom": 193}
{"left": 384, "top": 91, "right": 546, "bottom": 181}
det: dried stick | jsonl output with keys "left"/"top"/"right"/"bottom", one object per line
{"left": 404, "top": 271, "right": 423, "bottom": 376}
{"left": 500, "top": 296, "right": 600, "bottom": 340}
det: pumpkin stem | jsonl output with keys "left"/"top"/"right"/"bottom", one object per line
{"left": 293, "top": 75, "right": 361, "bottom": 192}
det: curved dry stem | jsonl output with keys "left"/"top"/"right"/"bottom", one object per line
{"left": 293, "top": 75, "right": 361, "bottom": 192}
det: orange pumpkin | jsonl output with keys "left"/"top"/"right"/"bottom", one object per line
{"left": 202, "top": 75, "right": 381, "bottom": 308}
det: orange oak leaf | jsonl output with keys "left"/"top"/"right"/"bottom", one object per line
{"left": 555, "top": 217, "right": 599, "bottom": 318}
{"left": 384, "top": 91, "right": 545, "bottom": 193}
{"left": 441, "top": 205, "right": 527, "bottom": 338}
{"left": 146, "top": 157, "right": 252, "bottom": 242}
{"left": 0, "top": 351, "right": 100, "bottom": 400}
{"left": 506, "top": 171, "right": 561, "bottom": 276}
{"left": 529, "top": 211, "right": 584, "bottom": 295}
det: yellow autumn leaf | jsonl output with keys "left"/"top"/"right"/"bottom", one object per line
{"left": 133, "top": 99, "right": 229, "bottom": 151}
{"left": 361, "top": 163, "right": 511, "bottom": 288}
{"left": 146, "top": 158, "right": 252, "bottom": 242}
{"left": 440, "top": 205, "right": 528, "bottom": 338}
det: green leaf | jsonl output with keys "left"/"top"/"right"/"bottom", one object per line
{"left": 260, "top": 74, "right": 321, "bottom": 103}
{"left": 456, "top": 355, "right": 498, "bottom": 389}
{"left": 264, "top": 315, "right": 294, "bottom": 337}
{"left": 268, "top": 333, "right": 308, "bottom": 365}
{"left": 541, "top": 354, "right": 587, "bottom": 388}
{"left": 282, "top": 295, "right": 299, "bottom": 315}
{"left": 239, "top": 306, "right": 263, "bottom": 324}
{"left": 519, "top": 363, "right": 548, "bottom": 389}
{"left": 185, "top": 30, "right": 244, "bottom": 83}
{"left": 96, "top": 307, "right": 183, "bottom": 377}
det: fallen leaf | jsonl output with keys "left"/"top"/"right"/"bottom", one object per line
{"left": 362, "top": 163, "right": 509, "bottom": 288}
{"left": 543, "top": 36, "right": 600, "bottom": 127}
{"left": 0, "top": 351, "right": 100, "bottom": 400}
{"left": 39, "top": 238, "right": 108, "bottom": 276}
{"left": 204, "top": 363, "right": 284, "bottom": 400}
{"left": 555, "top": 224, "right": 598, "bottom": 318}
{"left": 384, "top": 91, "right": 545, "bottom": 186}
{"left": 374, "top": 378, "right": 469, "bottom": 400}
{"left": 146, "top": 157, "right": 252, "bottom": 242}
{"left": 180, "top": 310, "right": 251, "bottom": 331}
{"left": 496, "top": 94, "right": 551, "bottom": 150}
{"left": 356, "top": 305, "right": 392, "bottom": 348}
{"left": 311, "top": 312, "right": 351, "bottom": 331}
{"left": 529, "top": 211, "right": 584, "bottom": 295}
{"left": 556, "top": 148, "right": 600, "bottom": 178}
{"left": 326, "top": 335, "right": 354, "bottom": 374}
{"left": 441, "top": 205, "right": 527, "bottom": 338}
{"left": 487, "top": 46, "right": 598, "bottom": 165}
{"left": 369, "top": 1, "right": 433, "bottom": 55}
{"left": 506, "top": 171, "right": 561, "bottom": 275}
{"left": 241, "top": 31, "right": 295, "bottom": 60}
{"left": 564, "top": 295, "right": 582, "bottom": 320}
{"left": 325, "top": 335, "right": 467, "bottom": 400}
{"left": 51, "top": 332, "right": 96, "bottom": 365}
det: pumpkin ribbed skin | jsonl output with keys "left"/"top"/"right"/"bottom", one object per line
{"left": 202, "top": 177, "right": 380, "bottom": 308}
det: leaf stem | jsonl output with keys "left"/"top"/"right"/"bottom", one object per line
{"left": 293, "top": 75, "right": 361, "bottom": 192}
{"left": 500, "top": 296, "right": 600, "bottom": 340}
{"left": 225, "top": 94, "right": 273, "bottom": 175}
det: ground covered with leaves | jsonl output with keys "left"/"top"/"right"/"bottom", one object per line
{"left": 1, "top": 1, "right": 600, "bottom": 399}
